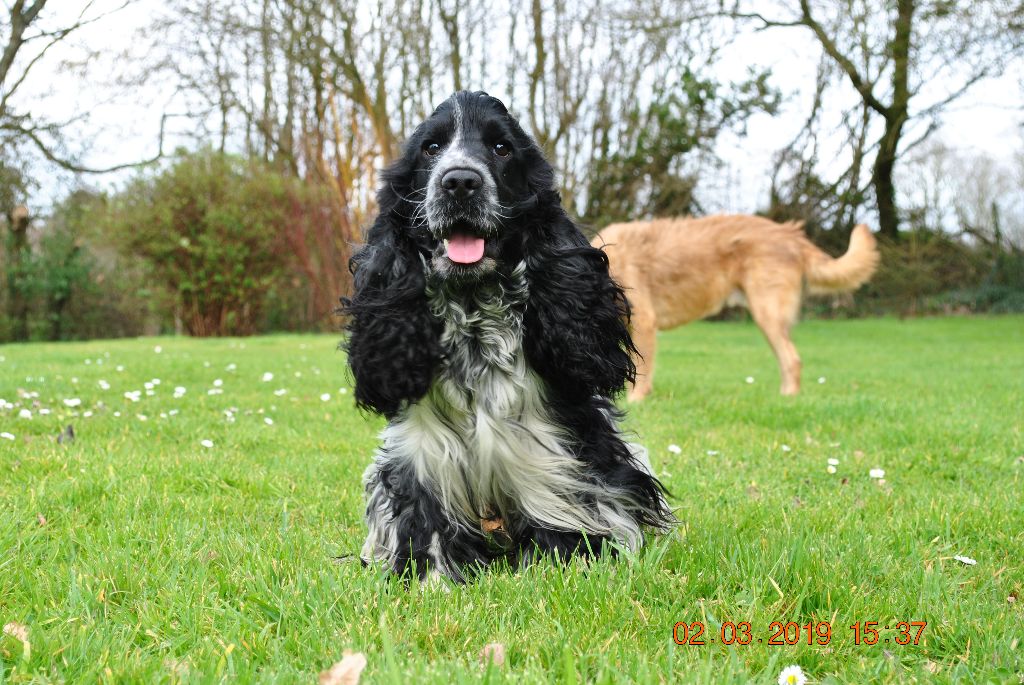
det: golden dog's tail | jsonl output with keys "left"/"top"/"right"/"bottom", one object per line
{"left": 802, "top": 224, "right": 880, "bottom": 295}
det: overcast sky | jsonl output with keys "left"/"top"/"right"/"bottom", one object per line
{"left": 14, "top": 1, "right": 1024, "bottom": 218}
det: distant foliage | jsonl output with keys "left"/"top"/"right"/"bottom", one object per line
{"left": 800, "top": 229, "right": 1024, "bottom": 318}
{"left": 0, "top": 190, "right": 155, "bottom": 343}
{"left": 583, "top": 70, "right": 779, "bottom": 228}
{"left": 103, "top": 150, "right": 334, "bottom": 337}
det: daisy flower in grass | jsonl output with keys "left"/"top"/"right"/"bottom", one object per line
{"left": 667, "top": 444, "right": 682, "bottom": 455}
{"left": 777, "top": 665, "right": 806, "bottom": 685}
{"left": 869, "top": 468, "right": 885, "bottom": 479}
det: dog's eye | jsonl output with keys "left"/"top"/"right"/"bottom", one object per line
{"left": 423, "top": 142, "right": 441, "bottom": 157}
{"left": 493, "top": 142, "right": 511, "bottom": 157}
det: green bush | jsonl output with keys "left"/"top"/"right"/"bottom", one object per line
{"left": 104, "top": 150, "right": 310, "bottom": 337}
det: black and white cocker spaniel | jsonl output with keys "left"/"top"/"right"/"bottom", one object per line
{"left": 343, "top": 91, "right": 673, "bottom": 583}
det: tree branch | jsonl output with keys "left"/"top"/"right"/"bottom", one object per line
{"left": 796, "top": 0, "right": 890, "bottom": 118}
{"left": 2, "top": 113, "right": 168, "bottom": 173}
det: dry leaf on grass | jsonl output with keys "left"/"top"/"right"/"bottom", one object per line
{"left": 481, "top": 517, "right": 505, "bottom": 534}
{"left": 2, "top": 622, "right": 30, "bottom": 661}
{"left": 36, "top": 513, "right": 47, "bottom": 526}
{"left": 319, "top": 650, "right": 367, "bottom": 685}
{"left": 479, "top": 642, "right": 506, "bottom": 666}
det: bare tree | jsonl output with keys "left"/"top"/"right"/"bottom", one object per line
{"left": 726, "top": 0, "right": 1024, "bottom": 239}
{"left": 1, "top": 0, "right": 165, "bottom": 173}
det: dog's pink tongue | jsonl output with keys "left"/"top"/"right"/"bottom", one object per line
{"left": 446, "top": 233, "right": 485, "bottom": 264}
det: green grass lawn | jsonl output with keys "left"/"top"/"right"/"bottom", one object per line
{"left": 1, "top": 316, "right": 1022, "bottom": 684}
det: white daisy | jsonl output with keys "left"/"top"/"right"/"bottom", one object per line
{"left": 339, "top": 387, "right": 348, "bottom": 394}
{"left": 200, "top": 439, "right": 214, "bottom": 448}
{"left": 781, "top": 444, "right": 792, "bottom": 452}
{"left": 83, "top": 411, "right": 93, "bottom": 418}
{"left": 98, "top": 380, "right": 110, "bottom": 390}
{"left": 226, "top": 363, "right": 237, "bottom": 371}
{"left": 818, "top": 376, "right": 826, "bottom": 384}
{"left": 273, "top": 388, "right": 287, "bottom": 396}
{"left": 39, "top": 408, "right": 50, "bottom": 415}
{"left": 869, "top": 468, "right": 885, "bottom": 479}
{"left": 116, "top": 365, "right": 124, "bottom": 372}
{"left": 264, "top": 417, "right": 274, "bottom": 425}
{"left": 826, "top": 465, "right": 837, "bottom": 474}
{"left": 953, "top": 555, "right": 977, "bottom": 566}
{"left": 154, "top": 345, "right": 162, "bottom": 353}
{"left": 320, "top": 393, "right": 331, "bottom": 402}
{"left": 667, "top": 444, "right": 682, "bottom": 454}
{"left": 827, "top": 458, "right": 840, "bottom": 466}
{"left": 262, "top": 372, "right": 274, "bottom": 382}
{"left": 173, "top": 387, "right": 186, "bottom": 398}
{"left": 0, "top": 432, "right": 14, "bottom": 440}
{"left": 777, "top": 665, "right": 806, "bottom": 685}
{"left": 213, "top": 379, "right": 223, "bottom": 387}
{"left": 18, "top": 409, "right": 31, "bottom": 419}
{"left": 745, "top": 376, "right": 755, "bottom": 384}
{"left": 63, "top": 398, "right": 82, "bottom": 407}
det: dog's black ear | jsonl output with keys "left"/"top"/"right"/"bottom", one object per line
{"left": 341, "top": 208, "right": 441, "bottom": 418}
{"left": 522, "top": 210, "right": 637, "bottom": 399}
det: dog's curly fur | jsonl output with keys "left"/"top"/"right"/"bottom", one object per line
{"left": 342, "top": 91, "right": 674, "bottom": 583}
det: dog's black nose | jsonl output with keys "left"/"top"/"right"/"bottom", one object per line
{"left": 441, "top": 168, "right": 482, "bottom": 199}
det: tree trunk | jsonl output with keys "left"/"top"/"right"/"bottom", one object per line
{"left": 872, "top": 118, "right": 903, "bottom": 241}
{"left": 5, "top": 205, "right": 30, "bottom": 341}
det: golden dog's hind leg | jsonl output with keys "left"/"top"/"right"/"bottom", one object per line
{"left": 628, "top": 305, "right": 657, "bottom": 402}
{"left": 746, "top": 286, "right": 803, "bottom": 396}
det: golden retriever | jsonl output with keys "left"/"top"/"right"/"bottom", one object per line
{"left": 592, "top": 215, "right": 879, "bottom": 400}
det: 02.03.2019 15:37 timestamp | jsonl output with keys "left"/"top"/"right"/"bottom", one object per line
{"left": 672, "top": 621, "right": 927, "bottom": 646}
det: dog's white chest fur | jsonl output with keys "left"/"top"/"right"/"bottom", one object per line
{"left": 372, "top": 264, "right": 645, "bottom": 540}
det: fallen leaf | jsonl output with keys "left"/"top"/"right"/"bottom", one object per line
{"left": 479, "top": 642, "right": 506, "bottom": 666}
{"left": 2, "top": 622, "right": 30, "bottom": 661}
{"left": 924, "top": 661, "right": 941, "bottom": 674}
{"left": 319, "top": 651, "right": 367, "bottom": 685}
{"left": 2, "top": 622, "right": 28, "bottom": 642}
{"left": 746, "top": 484, "right": 761, "bottom": 500}
{"left": 163, "top": 658, "right": 190, "bottom": 677}
{"left": 481, "top": 517, "right": 505, "bottom": 534}
{"left": 36, "top": 513, "right": 46, "bottom": 526}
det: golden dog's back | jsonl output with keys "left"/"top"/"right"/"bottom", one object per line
{"left": 593, "top": 215, "right": 808, "bottom": 328}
